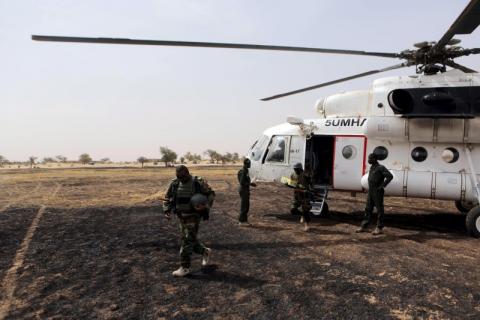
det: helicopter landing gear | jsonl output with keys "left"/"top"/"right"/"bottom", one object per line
{"left": 466, "top": 206, "right": 480, "bottom": 238}
{"left": 455, "top": 200, "right": 476, "bottom": 213}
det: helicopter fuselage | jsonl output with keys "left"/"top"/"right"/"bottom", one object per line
{"left": 248, "top": 70, "right": 480, "bottom": 205}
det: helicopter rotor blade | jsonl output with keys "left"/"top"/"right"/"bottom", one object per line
{"left": 31, "top": 35, "right": 400, "bottom": 58}
{"left": 444, "top": 60, "right": 478, "bottom": 73}
{"left": 261, "top": 63, "right": 411, "bottom": 101}
{"left": 431, "top": 0, "right": 480, "bottom": 53}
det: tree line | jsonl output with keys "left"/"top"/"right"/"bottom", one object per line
{"left": 138, "top": 147, "right": 242, "bottom": 167}
{"left": 0, "top": 147, "right": 243, "bottom": 168}
{"left": 0, "top": 154, "right": 108, "bottom": 168}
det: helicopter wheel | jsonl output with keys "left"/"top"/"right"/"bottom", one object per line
{"left": 465, "top": 206, "right": 480, "bottom": 238}
{"left": 455, "top": 200, "right": 476, "bottom": 213}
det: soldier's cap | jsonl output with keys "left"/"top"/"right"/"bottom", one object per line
{"left": 243, "top": 158, "right": 251, "bottom": 164}
{"left": 293, "top": 162, "right": 303, "bottom": 169}
{"left": 191, "top": 193, "right": 208, "bottom": 206}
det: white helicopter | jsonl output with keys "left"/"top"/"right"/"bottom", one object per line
{"left": 32, "top": 0, "right": 480, "bottom": 236}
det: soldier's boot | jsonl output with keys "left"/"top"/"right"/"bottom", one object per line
{"left": 372, "top": 227, "right": 383, "bottom": 235}
{"left": 172, "top": 266, "right": 190, "bottom": 277}
{"left": 239, "top": 222, "right": 251, "bottom": 227}
{"left": 202, "top": 248, "right": 212, "bottom": 266}
{"left": 355, "top": 226, "right": 368, "bottom": 233}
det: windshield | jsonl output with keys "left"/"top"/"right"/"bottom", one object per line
{"left": 249, "top": 135, "right": 269, "bottom": 161}
{"left": 265, "top": 136, "right": 288, "bottom": 163}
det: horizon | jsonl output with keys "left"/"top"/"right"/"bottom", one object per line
{"left": 0, "top": 149, "right": 240, "bottom": 163}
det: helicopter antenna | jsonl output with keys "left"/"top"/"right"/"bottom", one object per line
{"left": 31, "top": 0, "right": 480, "bottom": 100}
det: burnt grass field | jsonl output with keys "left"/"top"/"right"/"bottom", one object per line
{"left": 0, "top": 166, "right": 479, "bottom": 319}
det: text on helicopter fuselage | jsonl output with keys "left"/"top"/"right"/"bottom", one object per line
{"left": 324, "top": 118, "right": 367, "bottom": 127}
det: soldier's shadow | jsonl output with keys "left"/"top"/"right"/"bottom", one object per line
{"left": 187, "top": 264, "right": 267, "bottom": 288}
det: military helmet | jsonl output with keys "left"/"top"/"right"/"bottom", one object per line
{"left": 191, "top": 193, "right": 209, "bottom": 209}
{"left": 293, "top": 162, "right": 303, "bottom": 170}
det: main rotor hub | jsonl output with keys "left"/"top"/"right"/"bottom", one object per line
{"left": 400, "top": 39, "right": 477, "bottom": 74}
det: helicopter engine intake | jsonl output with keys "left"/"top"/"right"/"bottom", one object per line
{"left": 387, "top": 86, "right": 480, "bottom": 118}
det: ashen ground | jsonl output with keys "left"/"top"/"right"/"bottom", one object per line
{"left": 0, "top": 167, "right": 479, "bottom": 319}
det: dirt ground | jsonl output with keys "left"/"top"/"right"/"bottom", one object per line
{"left": 0, "top": 167, "right": 479, "bottom": 319}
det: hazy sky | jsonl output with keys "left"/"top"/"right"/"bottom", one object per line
{"left": 1, "top": 0, "right": 479, "bottom": 161}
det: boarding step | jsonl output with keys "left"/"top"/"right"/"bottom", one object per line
{"left": 310, "top": 185, "right": 329, "bottom": 216}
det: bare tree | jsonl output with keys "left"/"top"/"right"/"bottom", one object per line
{"left": 204, "top": 149, "right": 221, "bottom": 164}
{"left": 224, "top": 152, "right": 233, "bottom": 164}
{"left": 184, "top": 152, "right": 193, "bottom": 162}
{"left": 137, "top": 156, "right": 148, "bottom": 168}
{"left": 42, "top": 157, "right": 56, "bottom": 164}
{"left": 28, "top": 156, "right": 37, "bottom": 168}
{"left": 160, "top": 147, "right": 177, "bottom": 167}
{"left": 185, "top": 152, "right": 202, "bottom": 164}
{"left": 193, "top": 154, "right": 202, "bottom": 164}
{"left": 79, "top": 153, "right": 92, "bottom": 165}
{"left": 56, "top": 155, "right": 67, "bottom": 163}
{"left": 232, "top": 152, "right": 240, "bottom": 163}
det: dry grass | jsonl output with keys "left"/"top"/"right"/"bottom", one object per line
{"left": 0, "top": 166, "right": 238, "bottom": 209}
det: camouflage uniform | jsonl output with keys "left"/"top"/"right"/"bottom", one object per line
{"left": 291, "top": 171, "right": 312, "bottom": 223}
{"left": 361, "top": 163, "right": 393, "bottom": 229}
{"left": 163, "top": 176, "right": 215, "bottom": 268}
{"left": 237, "top": 166, "right": 251, "bottom": 222}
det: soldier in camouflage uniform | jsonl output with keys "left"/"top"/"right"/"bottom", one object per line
{"left": 163, "top": 165, "right": 215, "bottom": 277}
{"left": 290, "top": 162, "right": 312, "bottom": 231}
{"left": 356, "top": 153, "right": 393, "bottom": 235}
{"left": 238, "top": 158, "right": 257, "bottom": 226}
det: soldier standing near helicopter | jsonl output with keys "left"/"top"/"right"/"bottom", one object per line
{"left": 163, "top": 165, "right": 215, "bottom": 277}
{"left": 356, "top": 153, "right": 393, "bottom": 235}
{"left": 290, "top": 162, "right": 312, "bottom": 231}
{"left": 238, "top": 158, "right": 257, "bottom": 226}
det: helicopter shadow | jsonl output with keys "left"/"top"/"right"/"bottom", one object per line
{"left": 268, "top": 210, "right": 468, "bottom": 235}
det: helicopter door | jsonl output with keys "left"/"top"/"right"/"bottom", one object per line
{"left": 289, "top": 135, "right": 305, "bottom": 168}
{"left": 333, "top": 136, "right": 366, "bottom": 191}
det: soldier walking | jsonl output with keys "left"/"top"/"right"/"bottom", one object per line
{"left": 163, "top": 165, "right": 215, "bottom": 277}
{"left": 290, "top": 162, "right": 312, "bottom": 231}
{"left": 238, "top": 158, "right": 256, "bottom": 226}
{"left": 356, "top": 153, "right": 393, "bottom": 235}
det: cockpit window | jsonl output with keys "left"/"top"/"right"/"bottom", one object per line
{"left": 265, "top": 136, "right": 289, "bottom": 163}
{"left": 250, "top": 135, "right": 268, "bottom": 161}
